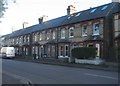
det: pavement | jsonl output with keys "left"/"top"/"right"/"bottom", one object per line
{"left": 9, "top": 57, "right": 119, "bottom": 72}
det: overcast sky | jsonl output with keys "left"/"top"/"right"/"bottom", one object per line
{"left": 0, "top": 0, "right": 112, "bottom": 35}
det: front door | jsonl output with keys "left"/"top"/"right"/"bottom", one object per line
{"left": 96, "top": 43, "right": 100, "bottom": 58}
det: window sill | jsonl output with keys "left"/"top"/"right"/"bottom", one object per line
{"left": 82, "top": 35, "right": 87, "bottom": 37}
{"left": 92, "top": 34, "right": 100, "bottom": 36}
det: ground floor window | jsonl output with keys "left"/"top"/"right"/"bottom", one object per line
{"left": 51, "top": 46, "right": 55, "bottom": 57}
{"left": 26, "top": 48, "right": 28, "bottom": 56}
{"left": 35, "top": 46, "right": 38, "bottom": 55}
{"left": 47, "top": 46, "right": 50, "bottom": 57}
{"left": 19, "top": 47, "right": 22, "bottom": 55}
{"left": 60, "top": 46, "right": 64, "bottom": 56}
{"left": 65, "top": 45, "right": 69, "bottom": 57}
{"left": 39, "top": 46, "right": 43, "bottom": 58}
{"left": 59, "top": 45, "right": 70, "bottom": 57}
{"left": 15, "top": 48, "right": 19, "bottom": 55}
{"left": 32, "top": 47, "right": 35, "bottom": 55}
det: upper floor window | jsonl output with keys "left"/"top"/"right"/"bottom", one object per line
{"left": 93, "top": 23, "right": 100, "bottom": 35}
{"left": 24, "top": 36, "right": 26, "bottom": 43}
{"left": 46, "top": 31, "right": 49, "bottom": 40}
{"left": 101, "top": 5, "right": 108, "bottom": 10}
{"left": 27, "top": 36, "right": 30, "bottom": 43}
{"left": 19, "top": 37, "right": 22, "bottom": 44}
{"left": 61, "top": 29, "right": 65, "bottom": 39}
{"left": 52, "top": 31, "right": 56, "bottom": 39}
{"left": 82, "top": 25, "right": 87, "bottom": 36}
{"left": 39, "top": 33, "right": 42, "bottom": 41}
{"left": 69, "top": 27, "right": 74, "bottom": 38}
{"left": 90, "top": 8, "right": 97, "bottom": 13}
{"left": 16, "top": 38, "right": 19, "bottom": 44}
{"left": 35, "top": 33, "right": 38, "bottom": 42}
{"left": 75, "top": 13, "right": 81, "bottom": 17}
{"left": 12, "top": 39, "right": 15, "bottom": 44}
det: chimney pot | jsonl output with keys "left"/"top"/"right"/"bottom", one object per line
{"left": 38, "top": 15, "right": 48, "bottom": 24}
{"left": 23, "top": 22, "right": 29, "bottom": 29}
{"left": 67, "top": 5, "right": 76, "bottom": 15}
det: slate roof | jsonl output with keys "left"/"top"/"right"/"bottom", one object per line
{"left": 62, "top": 2, "right": 120, "bottom": 25}
{"left": 4, "top": 2, "right": 120, "bottom": 38}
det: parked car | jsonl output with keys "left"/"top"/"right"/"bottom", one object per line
{"left": 0, "top": 47, "right": 15, "bottom": 59}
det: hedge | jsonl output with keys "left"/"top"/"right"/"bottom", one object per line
{"left": 71, "top": 47, "right": 96, "bottom": 59}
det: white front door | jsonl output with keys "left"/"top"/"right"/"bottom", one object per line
{"left": 96, "top": 43, "right": 100, "bottom": 58}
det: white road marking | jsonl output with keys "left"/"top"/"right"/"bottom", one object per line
{"left": 85, "top": 73, "right": 118, "bottom": 80}
{"left": 2, "top": 70, "right": 33, "bottom": 84}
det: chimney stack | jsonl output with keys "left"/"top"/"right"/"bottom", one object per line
{"left": 23, "top": 22, "right": 29, "bottom": 29}
{"left": 11, "top": 26, "right": 16, "bottom": 32}
{"left": 67, "top": 5, "right": 76, "bottom": 15}
{"left": 38, "top": 15, "right": 48, "bottom": 24}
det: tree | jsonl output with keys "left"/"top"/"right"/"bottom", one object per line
{"left": 0, "top": 0, "right": 8, "bottom": 22}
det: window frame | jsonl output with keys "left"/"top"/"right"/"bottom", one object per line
{"left": 52, "top": 31, "right": 56, "bottom": 39}
{"left": 39, "top": 33, "right": 42, "bottom": 41}
{"left": 46, "top": 31, "right": 49, "bottom": 40}
{"left": 61, "top": 29, "right": 65, "bottom": 39}
{"left": 69, "top": 27, "right": 74, "bottom": 38}
{"left": 65, "top": 45, "right": 69, "bottom": 57}
{"left": 93, "top": 23, "right": 100, "bottom": 36}
{"left": 82, "top": 25, "right": 87, "bottom": 36}
{"left": 60, "top": 46, "right": 64, "bottom": 57}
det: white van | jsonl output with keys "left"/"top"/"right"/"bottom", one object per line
{"left": 0, "top": 47, "right": 15, "bottom": 58}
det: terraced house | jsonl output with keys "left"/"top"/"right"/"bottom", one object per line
{"left": 2, "top": 2, "right": 120, "bottom": 62}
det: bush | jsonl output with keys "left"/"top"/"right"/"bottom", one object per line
{"left": 71, "top": 47, "right": 96, "bottom": 59}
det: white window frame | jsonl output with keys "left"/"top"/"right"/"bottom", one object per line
{"left": 26, "top": 48, "right": 28, "bottom": 56}
{"left": 65, "top": 45, "right": 69, "bottom": 57}
{"left": 46, "top": 32, "right": 49, "bottom": 40}
{"left": 61, "top": 29, "right": 65, "bottom": 39}
{"left": 39, "top": 33, "right": 42, "bottom": 41}
{"left": 52, "top": 31, "right": 56, "bottom": 39}
{"left": 93, "top": 23, "right": 100, "bottom": 36}
{"left": 90, "top": 8, "right": 97, "bottom": 13}
{"left": 24, "top": 36, "right": 26, "bottom": 43}
{"left": 69, "top": 27, "right": 74, "bottom": 38}
{"left": 82, "top": 25, "right": 87, "bottom": 36}
{"left": 35, "top": 33, "right": 37, "bottom": 42}
{"left": 60, "top": 46, "right": 64, "bottom": 57}
{"left": 16, "top": 38, "right": 19, "bottom": 44}
{"left": 96, "top": 43, "right": 100, "bottom": 57}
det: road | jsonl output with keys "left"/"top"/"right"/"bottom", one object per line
{"left": 2, "top": 59, "right": 119, "bottom": 84}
